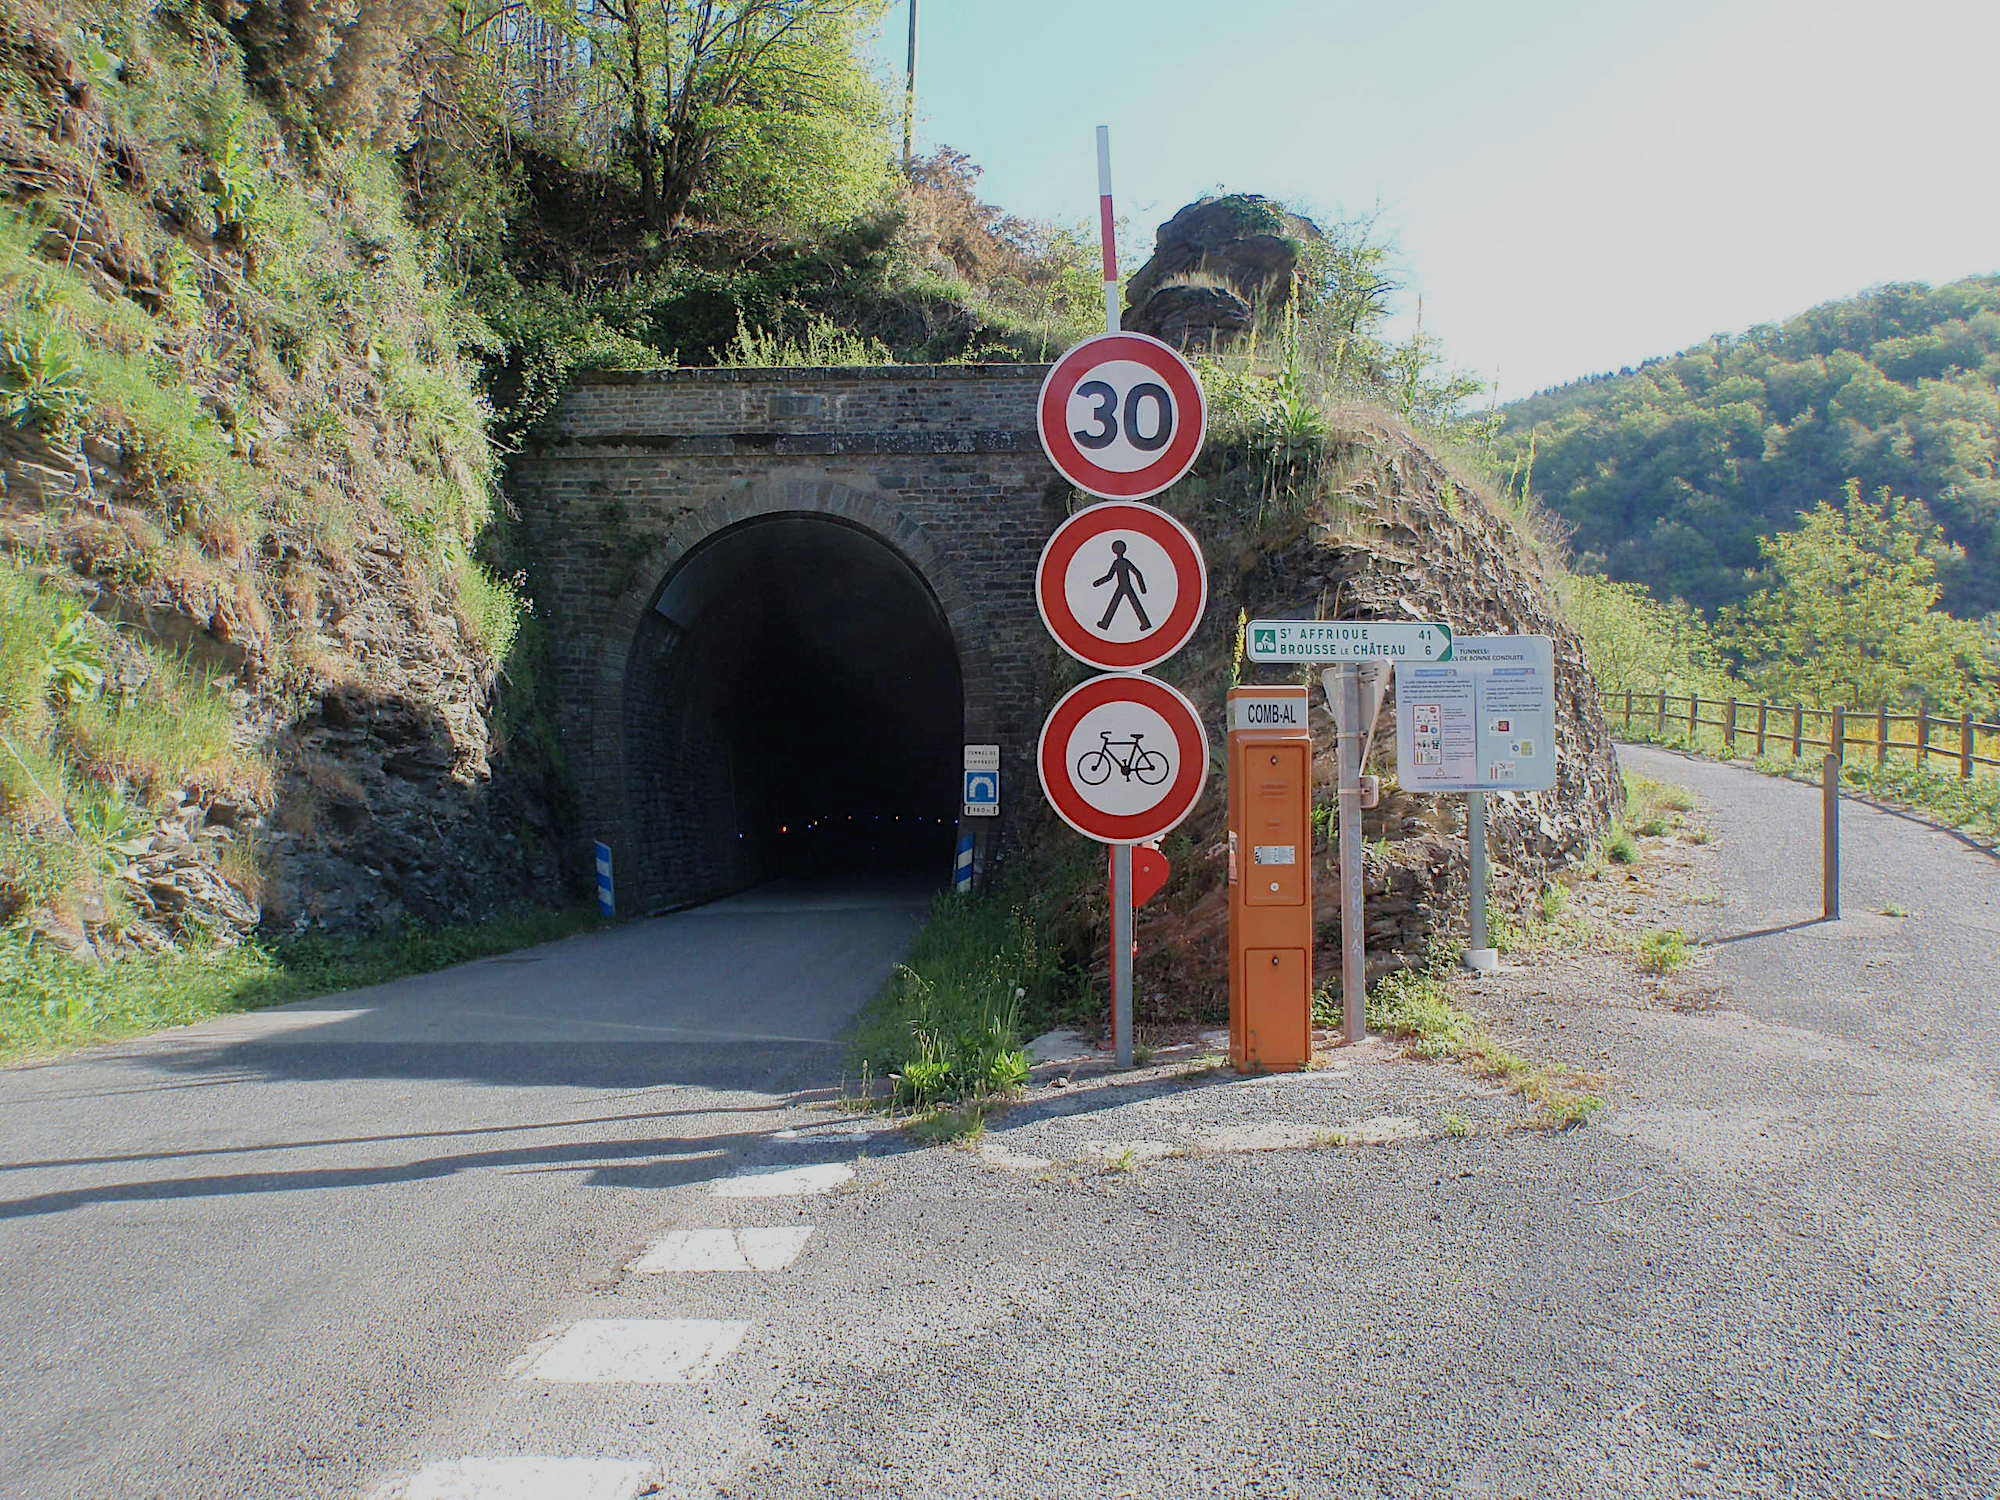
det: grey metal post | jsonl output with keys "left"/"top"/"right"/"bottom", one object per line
{"left": 1464, "top": 790, "right": 1498, "bottom": 973}
{"left": 1111, "top": 841, "right": 1134, "bottom": 1067}
{"left": 901, "top": 0, "right": 919, "bottom": 172}
{"left": 1338, "top": 665, "right": 1367, "bottom": 1045}
{"left": 1822, "top": 754, "right": 1840, "bottom": 922}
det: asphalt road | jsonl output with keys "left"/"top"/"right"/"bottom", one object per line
{"left": 5, "top": 753, "right": 1999, "bottom": 1498}
{"left": 0, "top": 882, "right": 930, "bottom": 1500}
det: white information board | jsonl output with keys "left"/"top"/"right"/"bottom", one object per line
{"left": 1395, "top": 635, "right": 1557, "bottom": 793}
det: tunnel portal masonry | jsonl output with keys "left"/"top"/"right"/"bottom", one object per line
{"left": 508, "top": 364, "right": 1063, "bottom": 916}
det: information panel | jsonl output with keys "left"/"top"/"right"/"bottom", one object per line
{"left": 1394, "top": 635, "right": 1558, "bottom": 793}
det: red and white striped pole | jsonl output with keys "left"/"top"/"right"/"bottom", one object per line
{"left": 1096, "top": 124, "right": 1119, "bottom": 336}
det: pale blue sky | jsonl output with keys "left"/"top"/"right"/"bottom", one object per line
{"left": 875, "top": 0, "right": 2000, "bottom": 398}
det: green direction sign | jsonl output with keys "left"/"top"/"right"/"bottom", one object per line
{"left": 1245, "top": 619, "right": 1453, "bottom": 663}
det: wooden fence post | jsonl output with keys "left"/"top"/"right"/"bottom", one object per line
{"left": 1725, "top": 697, "right": 1737, "bottom": 753}
{"left": 1792, "top": 704, "right": 1804, "bottom": 758}
{"left": 1658, "top": 691, "right": 1668, "bottom": 735}
{"left": 1916, "top": 710, "right": 1929, "bottom": 769}
{"left": 1832, "top": 706, "right": 1847, "bottom": 762}
{"left": 1964, "top": 713, "right": 1976, "bottom": 780}
{"left": 1688, "top": 693, "right": 1699, "bottom": 742}
{"left": 1877, "top": 706, "right": 1889, "bottom": 766}
{"left": 1756, "top": 702, "right": 1768, "bottom": 757}
{"left": 1623, "top": 690, "right": 1633, "bottom": 731}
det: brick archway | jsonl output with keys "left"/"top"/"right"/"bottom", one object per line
{"left": 507, "top": 364, "right": 1058, "bottom": 913}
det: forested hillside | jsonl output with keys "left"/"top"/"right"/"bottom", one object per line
{"left": 1500, "top": 277, "right": 2000, "bottom": 616}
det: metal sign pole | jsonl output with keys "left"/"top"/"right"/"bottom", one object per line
{"left": 1111, "top": 842, "right": 1135, "bottom": 1067}
{"left": 1464, "top": 790, "right": 1499, "bottom": 972}
{"left": 1338, "top": 664, "right": 1367, "bottom": 1045}
{"left": 1097, "top": 125, "right": 1134, "bottom": 1069}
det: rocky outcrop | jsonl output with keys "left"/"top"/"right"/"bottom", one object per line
{"left": 1095, "top": 409, "right": 1624, "bottom": 1022}
{"left": 1121, "top": 195, "right": 1323, "bottom": 349}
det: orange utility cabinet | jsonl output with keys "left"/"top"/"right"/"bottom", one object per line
{"left": 1227, "top": 685, "right": 1315, "bottom": 1071}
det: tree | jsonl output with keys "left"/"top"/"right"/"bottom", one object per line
{"left": 1559, "top": 573, "right": 1730, "bottom": 699}
{"left": 543, "top": 0, "right": 891, "bottom": 230}
{"left": 1721, "top": 482, "right": 1997, "bottom": 712}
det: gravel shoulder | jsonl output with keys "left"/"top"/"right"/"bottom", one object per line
{"left": 714, "top": 747, "right": 2000, "bottom": 1499}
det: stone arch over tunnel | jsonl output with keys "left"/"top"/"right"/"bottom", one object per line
{"left": 604, "top": 484, "right": 994, "bottom": 914}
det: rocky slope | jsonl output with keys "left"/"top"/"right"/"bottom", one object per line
{"left": 0, "top": 3, "right": 561, "bottom": 955}
{"left": 1040, "top": 405, "right": 1624, "bottom": 1023}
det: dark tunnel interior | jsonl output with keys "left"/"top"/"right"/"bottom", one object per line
{"left": 630, "top": 516, "right": 963, "bottom": 903}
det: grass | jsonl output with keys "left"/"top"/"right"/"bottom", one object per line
{"left": 1615, "top": 708, "right": 2000, "bottom": 845}
{"left": 1622, "top": 771, "right": 1694, "bottom": 837}
{"left": 1635, "top": 927, "right": 1695, "bottom": 974}
{"left": 1368, "top": 958, "right": 1606, "bottom": 1129}
{"left": 0, "top": 905, "right": 598, "bottom": 1064}
{"left": 848, "top": 891, "right": 1051, "bottom": 1114}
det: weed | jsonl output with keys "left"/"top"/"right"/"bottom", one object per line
{"left": 1880, "top": 904, "right": 1910, "bottom": 918}
{"left": 850, "top": 893, "right": 1053, "bottom": 1110}
{"left": 1604, "top": 829, "right": 1640, "bottom": 865}
{"left": 1132, "top": 1043, "right": 1156, "bottom": 1067}
{"left": 0, "top": 332, "right": 92, "bottom": 440}
{"left": 1368, "top": 964, "right": 1605, "bottom": 1127}
{"left": 721, "top": 311, "right": 894, "bottom": 368}
{"left": 1105, "top": 1147, "right": 1139, "bottom": 1174}
{"left": 1538, "top": 883, "right": 1570, "bottom": 921}
{"left": 905, "top": 1104, "right": 990, "bottom": 1146}
{"left": 1441, "top": 1111, "right": 1472, "bottom": 1138}
{"left": 1635, "top": 927, "right": 1694, "bottom": 974}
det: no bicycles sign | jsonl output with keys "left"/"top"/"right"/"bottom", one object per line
{"left": 1036, "top": 673, "right": 1210, "bottom": 844}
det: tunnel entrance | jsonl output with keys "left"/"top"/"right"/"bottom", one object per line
{"left": 624, "top": 515, "right": 964, "bottom": 909}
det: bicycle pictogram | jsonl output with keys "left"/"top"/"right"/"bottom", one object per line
{"left": 1075, "top": 730, "right": 1170, "bottom": 787}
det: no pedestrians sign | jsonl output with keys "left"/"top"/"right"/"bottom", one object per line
{"left": 1036, "top": 501, "right": 1208, "bottom": 672}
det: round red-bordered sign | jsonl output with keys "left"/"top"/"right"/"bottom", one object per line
{"left": 1038, "top": 332, "right": 1207, "bottom": 500}
{"left": 1037, "top": 673, "right": 1210, "bottom": 844}
{"left": 1036, "top": 500, "right": 1207, "bottom": 671}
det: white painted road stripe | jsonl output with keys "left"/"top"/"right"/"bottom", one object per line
{"left": 629, "top": 1226, "right": 814, "bottom": 1273}
{"left": 373, "top": 1455, "right": 654, "bottom": 1499}
{"left": 713, "top": 1162, "right": 853, "bottom": 1198}
{"left": 516, "top": 1318, "right": 751, "bottom": 1384}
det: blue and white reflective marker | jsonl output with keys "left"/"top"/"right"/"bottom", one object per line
{"left": 593, "top": 841, "right": 615, "bottom": 918}
{"left": 954, "top": 834, "right": 974, "bottom": 894}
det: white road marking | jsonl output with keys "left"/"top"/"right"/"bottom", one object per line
{"left": 713, "top": 1162, "right": 853, "bottom": 1198}
{"left": 628, "top": 1227, "right": 814, "bottom": 1273}
{"left": 515, "top": 1318, "right": 751, "bottom": 1384}
{"left": 372, "top": 1455, "right": 654, "bottom": 1499}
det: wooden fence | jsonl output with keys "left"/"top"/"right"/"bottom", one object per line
{"left": 1608, "top": 690, "right": 2000, "bottom": 781}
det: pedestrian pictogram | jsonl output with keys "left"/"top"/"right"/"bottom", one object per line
{"left": 1094, "top": 541, "right": 1149, "bottom": 631}
{"left": 1036, "top": 500, "right": 1207, "bottom": 671}
{"left": 1038, "top": 331, "right": 1207, "bottom": 500}
{"left": 1037, "top": 673, "right": 1209, "bottom": 844}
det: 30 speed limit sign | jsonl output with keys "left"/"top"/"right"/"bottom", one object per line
{"left": 1037, "top": 331, "right": 1207, "bottom": 500}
